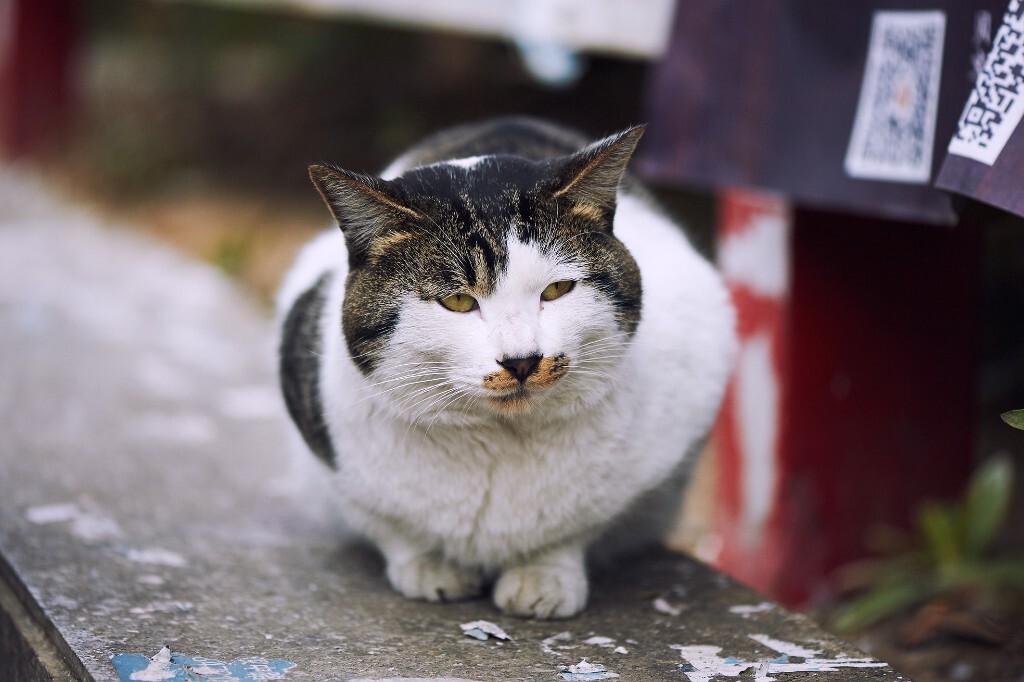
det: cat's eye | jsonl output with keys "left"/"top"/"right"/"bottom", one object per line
{"left": 438, "top": 293, "right": 478, "bottom": 313}
{"left": 541, "top": 280, "right": 576, "bottom": 302}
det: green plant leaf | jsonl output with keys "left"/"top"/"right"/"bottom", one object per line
{"left": 918, "top": 502, "right": 961, "bottom": 568}
{"left": 832, "top": 582, "right": 928, "bottom": 632}
{"left": 963, "top": 455, "right": 1013, "bottom": 557}
{"left": 1001, "top": 410, "right": 1024, "bottom": 430}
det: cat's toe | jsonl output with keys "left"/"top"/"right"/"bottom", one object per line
{"left": 386, "top": 555, "right": 483, "bottom": 603}
{"left": 493, "top": 564, "right": 588, "bottom": 619}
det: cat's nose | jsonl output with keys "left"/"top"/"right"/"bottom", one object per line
{"left": 499, "top": 355, "right": 542, "bottom": 382}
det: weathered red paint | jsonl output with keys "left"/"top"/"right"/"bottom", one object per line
{"left": 714, "top": 190, "right": 981, "bottom": 607}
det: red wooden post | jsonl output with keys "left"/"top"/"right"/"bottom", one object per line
{"left": 0, "top": 0, "right": 78, "bottom": 158}
{"left": 712, "top": 189, "right": 981, "bottom": 607}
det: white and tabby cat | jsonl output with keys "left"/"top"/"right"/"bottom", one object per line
{"left": 277, "top": 118, "right": 735, "bottom": 619}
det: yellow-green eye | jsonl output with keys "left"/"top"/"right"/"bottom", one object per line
{"left": 438, "top": 293, "right": 478, "bottom": 313}
{"left": 541, "top": 280, "right": 576, "bottom": 302}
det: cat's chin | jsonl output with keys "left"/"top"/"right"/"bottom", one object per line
{"left": 487, "top": 388, "right": 535, "bottom": 415}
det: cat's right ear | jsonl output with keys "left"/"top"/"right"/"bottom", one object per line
{"left": 308, "top": 164, "right": 421, "bottom": 253}
{"left": 552, "top": 125, "right": 645, "bottom": 214}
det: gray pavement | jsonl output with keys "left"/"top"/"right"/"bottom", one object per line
{"left": 0, "top": 167, "right": 907, "bottom": 681}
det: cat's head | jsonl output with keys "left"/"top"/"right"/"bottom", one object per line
{"left": 309, "top": 126, "right": 644, "bottom": 425}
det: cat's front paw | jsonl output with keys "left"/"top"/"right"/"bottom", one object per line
{"left": 386, "top": 555, "right": 484, "bottom": 603}
{"left": 493, "top": 562, "right": 588, "bottom": 619}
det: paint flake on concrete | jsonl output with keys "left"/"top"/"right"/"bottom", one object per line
{"left": 111, "top": 647, "right": 296, "bottom": 681}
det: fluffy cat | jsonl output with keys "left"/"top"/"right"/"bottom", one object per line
{"left": 277, "top": 117, "right": 735, "bottom": 619}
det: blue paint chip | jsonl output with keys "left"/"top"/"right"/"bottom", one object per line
{"left": 112, "top": 648, "right": 296, "bottom": 681}
{"left": 723, "top": 657, "right": 745, "bottom": 665}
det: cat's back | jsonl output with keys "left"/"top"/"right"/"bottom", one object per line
{"left": 380, "top": 117, "right": 587, "bottom": 178}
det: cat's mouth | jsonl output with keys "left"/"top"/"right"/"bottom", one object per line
{"left": 482, "top": 355, "right": 568, "bottom": 413}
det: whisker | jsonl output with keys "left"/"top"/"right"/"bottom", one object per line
{"left": 578, "top": 332, "right": 630, "bottom": 348}
{"left": 568, "top": 368, "right": 616, "bottom": 378}
{"left": 388, "top": 382, "right": 459, "bottom": 426}
{"left": 424, "top": 388, "right": 471, "bottom": 432}
{"left": 390, "top": 381, "right": 452, "bottom": 410}
{"left": 354, "top": 368, "right": 449, "bottom": 391}
{"left": 576, "top": 343, "right": 629, "bottom": 356}
{"left": 401, "top": 386, "right": 464, "bottom": 435}
{"left": 345, "top": 375, "right": 450, "bottom": 408}
{"left": 574, "top": 353, "right": 629, "bottom": 364}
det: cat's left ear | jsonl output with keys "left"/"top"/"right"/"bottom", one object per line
{"left": 553, "top": 125, "right": 645, "bottom": 215}
{"left": 309, "top": 164, "right": 423, "bottom": 264}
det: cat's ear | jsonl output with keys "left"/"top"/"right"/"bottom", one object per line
{"left": 553, "top": 125, "right": 645, "bottom": 213}
{"left": 308, "top": 164, "right": 420, "bottom": 251}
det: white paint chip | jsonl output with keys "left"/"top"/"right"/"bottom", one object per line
{"left": 459, "top": 620, "right": 511, "bottom": 641}
{"left": 26, "top": 503, "right": 81, "bottom": 524}
{"left": 653, "top": 597, "right": 683, "bottom": 616}
{"left": 730, "top": 602, "right": 776, "bottom": 617}
{"left": 541, "top": 631, "right": 575, "bottom": 656}
{"left": 583, "top": 636, "right": 616, "bottom": 648}
{"left": 129, "top": 646, "right": 175, "bottom": 681}
{"left": 558, "top": 659, "right": 620, "bottom": 680}
{"left": 747, "top": 634, "right": 822, "bottom": 658}
{"left": 673, "top": 638, "right": 889, "bottom": 681}
{"left": 25, "top": 503, "right": 121, "bottom": 541}
{"left": 125, "top": 548, "right": 188, "bottom": 568}
{"left": 71, "top": 514, "right": 122, "bottom": 541}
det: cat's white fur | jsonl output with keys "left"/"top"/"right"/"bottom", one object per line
{"left": 278, "top": 158, "right": 735, "bottom": 618}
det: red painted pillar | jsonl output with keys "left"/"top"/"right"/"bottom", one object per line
{"left": 0, "top": 0, "right": 78, "bottom": 158}
{"left": 712, "top": 189, "right": 794, "bottom": 597}
{"left": 712, "top": 189, "right": 980, "bottom": 608}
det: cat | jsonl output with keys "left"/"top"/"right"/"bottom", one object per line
{"left": 276, "top": 117, "right": 735, "bottom": 619}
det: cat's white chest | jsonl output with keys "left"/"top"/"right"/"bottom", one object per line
{"left": 327, "top": 395, "right": 644, "bottom": 566}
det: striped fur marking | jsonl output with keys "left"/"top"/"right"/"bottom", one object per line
{"left": 279, "top": 274, "right": 336, "bottom": 468}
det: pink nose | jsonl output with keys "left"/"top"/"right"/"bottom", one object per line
{"left": 498, "top": 355, "right": 541, "bottom": 382}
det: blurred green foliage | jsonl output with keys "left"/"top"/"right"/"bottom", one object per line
{"left": 833, "top": 453, "right": 1024, "bottom": 632}
{"left": 211, "top": 233, "right": 253, "bottom": 279}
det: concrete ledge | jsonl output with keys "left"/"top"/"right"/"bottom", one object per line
{"left": 0, "top": 170, "right": 905, "bottom": 681}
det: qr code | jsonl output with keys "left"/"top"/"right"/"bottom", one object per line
{"left": 845, "top": 11, "right": 946, "bottom": 184}
{"left": 948, "top": 0, "right": 1024, "bottom": 166}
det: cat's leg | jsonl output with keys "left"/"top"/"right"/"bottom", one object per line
{"left": 493, "top": 542, "right": 587, "bottom": 619}
{"left": 377, "top": 536, "right": 484, "bottom": 603}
